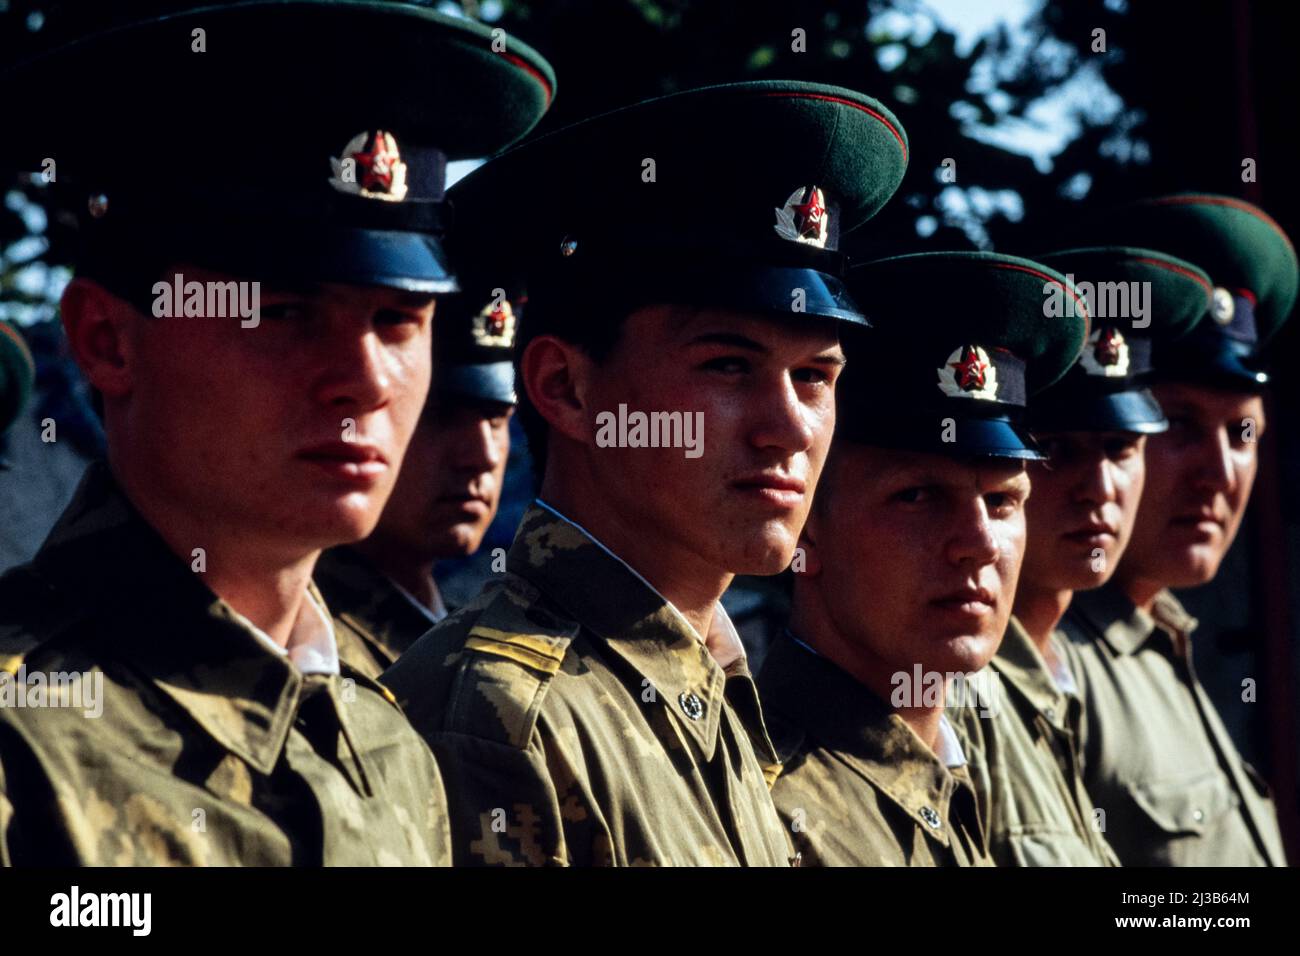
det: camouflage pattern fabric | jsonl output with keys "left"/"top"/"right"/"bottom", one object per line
{"left": 1058, "top": 582, "right": 1286, "bottom": 866}
{"left": 758, "top": 634, "right": 991, "bottom": 867}
{"left": 0, "top": 463, "right": 451, "bottom": 866}
{"left": 955, "top": 616, "right": 1120, "bottom": 866}
{"left": 315, "top": 545, "right": 441, "bottom": 681}
{"left": 381, "top": 502, "right": 794, "bottom": 866}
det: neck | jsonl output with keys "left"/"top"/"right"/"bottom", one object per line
{"left": 1117, "top": 567, "right": 1164, "bottom": 613}
{"left": 789, "top": 590, "right": 945, "bottom": 752}
{"left": 110, "top": 455, "right": 316, "bottom": 647}
{"left": 353, "top": 539, "right": 440, "bottom": 612}
{"left": 1013, "top": 582, "right": 1074, "bottom": 656}
{"left": 539, "top": 471, "right": 731, "bottom": 642}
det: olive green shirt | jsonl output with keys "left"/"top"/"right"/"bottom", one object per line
{"left": 956, "top": 616, "right": 1119, "bottom": 866}
{"left": 0, "top": 464, "right": 451, "bottom": 866}
{"left": 381, "top": 501, "right": 794, "bottom": 866}
{"left": 1058, "top": 582, "right": 1286, "bottom": 866}
{"left": 315, "top": 545, "right": 444, "bottom": 680}
{"left": 758, "top": 634, "right": 991, "bottom": 867}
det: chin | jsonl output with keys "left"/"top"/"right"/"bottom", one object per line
{"left": 930, "top": 633, "right": 999, "bottom": 676}
{"left": 723, "top": 530, "right": 797, "bottom": 576}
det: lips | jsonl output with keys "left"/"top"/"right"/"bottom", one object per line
{"left": 1171, "top": 506, "right": 1225, "bottom": 529}
{"left": 1062, "top": 521, "right": 1118, "bottom": 542}
{"left": 297, "top": 440, "right": 389, "bottom": 482}
{"left": 929, "top": 585, "right": 995, "bottom": 614}
{"left": 730, "top": 472, "right": 808, "bottom": 510}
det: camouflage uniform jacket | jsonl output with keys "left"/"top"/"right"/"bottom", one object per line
{"left": 381, "top": 502, "right": 794, "bottom": 866}
{"left": 0, "top": 464, "right": 451, "bottom": 865}
{"left": 955, "top": 616, "right": 1119, "bottom": 866}
{"left": 315, "top": 545, "right": 444, "bottom": 680}
{"left": 1058, "top": 582, "right": 1286, "bottom": 866}
{"left": 758, "top": 634, "right": 991, "bottom": 866}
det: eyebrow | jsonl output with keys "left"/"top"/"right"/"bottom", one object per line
{"left": 686, "top": 331, "right": 846, "bottom": 365}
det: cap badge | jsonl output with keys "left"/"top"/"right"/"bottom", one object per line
{"left": 472, "top": 297, "right": 517, "bottom": 349}
{"left": 774, "top": 185, "right": 829, "bottom": 249}
{"left": 329, "top": 130, "right": 409, "bottom": 202}
{"left": 1211, "top": 287, "right": 1235, "bottom": 326}
{"left": 1079, "top": 326, "right": 1130, "bottom": 377}
{"left": 938, "top": 345, "right": 999, "bottom": 401}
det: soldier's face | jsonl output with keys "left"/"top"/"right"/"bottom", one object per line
{"left": 582, "top": 306, "right": 844, "bottom": 575}
{"left": 119, "top": 264, "right": 434, "bottom": 552}
{"left": 800, "top": 446, "right": 1029, "bottom": 682}
{"left": 1021, "top": 431, "right": 1146, "bottom": 592}
{"left": 1121, "top": 382, "right": 1263, "bottom": 588}
{"left": 368, "top": 395, "right": 513, "bottom": 561}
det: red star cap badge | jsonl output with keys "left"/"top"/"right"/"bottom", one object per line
{"left": 1094, "top": 327, "right": 1124, "bottom": 366}
{"left": 790, "top": 186, "right": 826, "bottom": 240}
{"left": 950, "top": 345, "right": 989, "bottom": 391}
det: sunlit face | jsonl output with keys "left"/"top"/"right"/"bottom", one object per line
{"left": 801, "top": 445, "right": 1030, "bottom": 679}
{"left": 579, "top": 306, "right": 844, "bottom": 575}
{"left": 1022, "top": 430, "right": 1147, "bottom": 592}
{"left": 1121, "top": 382, "right": 1264, "bottom": 588}
{"left": 368, "top": 394, "right": 513, "bottom": 563}
{"left": 114, "top": 263, "right": 434, "bottom": 554}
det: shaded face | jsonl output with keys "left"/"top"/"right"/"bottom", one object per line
{"left": 582, "top": 306, "right": 844, "bottom": 575}
{"left": 370, "top": 394, "right": 513, "bottom": 561}
{"left": 122, "top": 264, "right": 434, "bottom": 553}
{"left": 1022, "top": 430, "right": 1147, "bottom": 592}
{"left": 806, "top": 445, "right": 1029, "bottom": 677}
{"left": 1121, "top": 382, "right": 1263, "bottom": 587}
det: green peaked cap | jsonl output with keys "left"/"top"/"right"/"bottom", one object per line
{"left": 447, "top": 79, "right": 910, "bottom": 332}
{"left": 1028, "top": 246, "right": 1213, "bottom": 433}
{"left": 1, "top": 0, "right": 557, "bottom": 295}
{"left": 839, "top": 251, "right": 1089, "bottom": 460}
{"left": 1073, "top": 193, "right": 1298, "bottom": 389}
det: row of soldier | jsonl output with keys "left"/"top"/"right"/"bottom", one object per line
{"left": 0, "top": 2, "right": 1292, "bottom": 866}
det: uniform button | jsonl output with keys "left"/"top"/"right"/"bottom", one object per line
{"left": 1192, "top": 808, "right": 1204, "bottom": 823}
{"left": 678, "top": 691, "right": 704, "bottom": 721}
{"left": 920, "top": 806, "right": 942, "bottom": 829}
{"left": 1045, "top": 707, "right": 1056, "bottom": 721}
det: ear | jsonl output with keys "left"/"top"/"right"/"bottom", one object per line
{"left": 519, "top": 334, "right": 598, "bottom": 445}
{"left": 59, "top": 277, "right": 137, "bottom": 400}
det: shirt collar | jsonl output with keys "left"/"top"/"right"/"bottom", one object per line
{"left": 314, "top": 546, "right": 442, "bottom": 667}
{"left": 991, "top": 615, "right": 1071, "bottom": 728}
{"left": 1066, "top": 579, "right": 1159, "bottom": 656}
{"left": 758, "top": 633, "right": 973, "bottom": 837}
{"left": 232, "top": 581, "right": 340, "bottom": 676}
{"left": 509, "top": 500, "right": 729, "bottom": 760}
{"left": 29, "top": 463, "right": 345, "bottom": 776}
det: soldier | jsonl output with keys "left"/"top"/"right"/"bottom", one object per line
{"left": 382, "top": 80, "right": 911, "bottom": 865}
{"left": 955, "top": 246, "right": 1211, "bottom": 866}
{"left": 0, "top": 2, "right": 554, "bottom": 865}
{"left": 1057, "top": 194, "right": 1296, "bottom": 866}
{"left": 318, "top": 275, "right": 520, "bottom": 679}
{"left": 760, "top": 252, "right": 1087, "bottom": 866}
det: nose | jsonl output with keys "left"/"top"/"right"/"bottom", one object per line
{"left": 1191, "top": 426, "right": 1235, "bottom": 496}
{"left": 1075, "top": 456, "right": 1118, "bottom": 506}
{"left": 311, "top": 325, "right": 391, "bottom": 412}
{"left": 455, "top": 416, "right": 505, "bottom": 472}
{"left": 945, "top": 497, "right": 1001, "bottom": 568}
{"left": 749, "top": 373, "right": 818, "bottom": 456}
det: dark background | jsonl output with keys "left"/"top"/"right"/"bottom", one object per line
{"left": 3, "top": 0, "right": 1297, "bottom": 859}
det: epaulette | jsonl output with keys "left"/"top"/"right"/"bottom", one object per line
{"left": 442, "top": 579, "right": 580, "bottom": 750}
